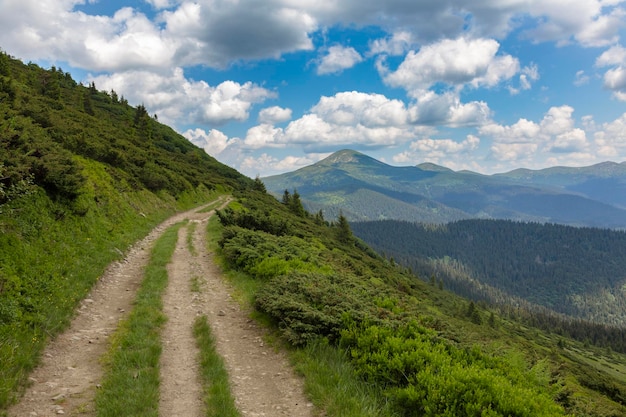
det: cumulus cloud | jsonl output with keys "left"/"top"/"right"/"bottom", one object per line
{"left": 316, "top": 45, "right": 363, "bottom": 75}
{"left": 523, "top": 1, "right": 626, "bottom": 47}
{"left": 381, "top": 37, "right": 520, "bottom": 92}
{"left": 240, "top": 153, "right": 328, "bottom": 177}
{"left": 408, "top": 91, "right": 492, "bottom": 127}
{"left": 162, "top": 0, "right": 317, "bottom": 67}
{"left": 262, "top": 91, "right": 436, "bottom": 150}
{"left": 595, "top": 44, "right": 626, "bottom": 100}
{"left": 258, "top": 106, "right": 293, "bottom": 124}
{"left": 0, "top": 0, "right": 317, "bottom": 71}
{"left": 1, "top": 0, "right": 624, "bottom": 75}
{"left": 392, "top": 135, "right": 481, "bottom": 170}
{"left": 91, "top": 68, "right": 275, "bottom": 127}
{"left": 144, "top": 0, "right": 180, "bottom": 9}
{"left": 183, "top": 128, "right": 235, "bottom": 156}
{"left": 481, "top": 105, "right": 592, "bottom": 166}
{"left": 368, "top": 31, "right": 413, "bottom": 56}
{"left": 594, "top": 113, "right": 626, "bottom": 156}
{"left": 244, "top": 124, "right": 284, "bottom": 149}
{"left": 311, "top": 91, "right": 408, "bottom": 127}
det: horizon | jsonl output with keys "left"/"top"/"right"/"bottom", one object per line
{"left": 260, "top": 148, "right": 626, "bottom": 178}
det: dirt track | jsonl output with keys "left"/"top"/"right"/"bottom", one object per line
{"left": 9, "top": 198, "right": 313, "bottom": 417}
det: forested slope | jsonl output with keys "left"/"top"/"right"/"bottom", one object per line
{"left": 352, "top": 219, "right": 626, "bottom": 330}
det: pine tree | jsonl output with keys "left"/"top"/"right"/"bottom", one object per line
{"left": 336, "top": 210, "right": 353, "bottom": 244}
{"left": 253, "top": 175, "right": 267, "bottom": 192}
{"left": 281, "top": 189, "right": 291, "bottom": 205}
{"left": 289, "top": 189, "right": 306, "bottom": 217}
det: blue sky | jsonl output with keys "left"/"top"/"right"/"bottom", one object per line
{"left": 1, "top": 0, "right": 626, "bottom": 177}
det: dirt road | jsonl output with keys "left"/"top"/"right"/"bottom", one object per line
{"left": 9, "top": 198, "right": 314, "bottom": 417}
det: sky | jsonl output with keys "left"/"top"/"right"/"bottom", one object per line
{"left": 1, "top": 0, "right": 626, "bottom": 177}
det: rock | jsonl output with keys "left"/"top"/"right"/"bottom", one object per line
{"left": 218, "top": 310, "right": 226, "bottom": 316}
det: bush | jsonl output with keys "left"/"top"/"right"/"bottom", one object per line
{"left": 255, "top": 272, "right": 374, "bottom": 345}
{"left": 339, "top": 321, "right": 564, "bottom": 417}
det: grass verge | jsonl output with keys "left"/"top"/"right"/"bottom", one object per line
{"left": 95, "top": 222, "right": 184, "bottom": 417}
{"left": 193, "top": 315, "right": 240, "bottom": 417}
{"left": 292, "top": 340, "right": 398, "bottom": 417}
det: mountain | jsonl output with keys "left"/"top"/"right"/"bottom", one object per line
{"left": 496, "top": 161, "right": 626, "bottom": 209}
{"left": 262, "top": 149, "right": 626, "bottom": 228}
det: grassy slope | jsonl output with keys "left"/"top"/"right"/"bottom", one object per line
{"left": 0, "top": 51, "right": 249, "bottom": 412}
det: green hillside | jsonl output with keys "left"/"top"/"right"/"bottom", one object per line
{"left": 2, "top": 51, "right": 626, "bottom": 416}
{"left": 0, "top": 50, "right": 251, "bottom": 409}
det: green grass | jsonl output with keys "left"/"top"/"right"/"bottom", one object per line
{"left": 291, "top": 340, "right": 398, "bottom": 417}
{"left": 95, "top": 222, "right": 184, "bottom": 417}
{"left": 193, "top": 316, "right": 240, "bottom": 417}
{"left": 187, "top": 220, "right": 198, "bottom": 256}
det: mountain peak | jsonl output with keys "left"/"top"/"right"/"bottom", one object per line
{"left": 319, "top": 149, "right": 386, "bottom": 167}
{"left": 416, "top": 162, "right": 452, "bottom": 172}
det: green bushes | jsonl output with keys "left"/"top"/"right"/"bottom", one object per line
{"left": 255, "top": 272, "right": 375, "bottom": 345}
{"left": 340, "top": 322, "right": 563, "bottom": 417}
{"left": 219, "top": 226, "right": 331, "bottom": 280}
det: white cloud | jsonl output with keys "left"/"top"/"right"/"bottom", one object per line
{"left": 144, "top": 0, "right": 180, "bottom": 9}
{"left": 392, "top": 135, "right": 481, "bottom": 170}
{"left": 368, "top": 31, "right": 413, "bottom": 56}
{"left": 1, "top": 0, "right": 624, "bottom": 76}
{"left": 511, "top": 63, "right": 540, "bottom": 93}
{"left": 523, "top": 1, "right": 626, "bottom": 47}
{"left": 490, "top": 142, "right": 539, "bottom": 162}
{"left": 481, "top": 105, "right": 593, "bottom": 166}
{"left": 575, "top": 6, "right": 625, "bottom": 47}
{"left": 480, "top": 118, "right": 541, "bottom": 143}
{"left": 550, "top": 128, "right": 588, "bottom": 152}
{"left": 183, "top": 128, "right": 235, "bottom": 156}
{"left": 240, "top": 153, "right": 328, "bottom": 177}
{"left": 408, "top": 91, "right": 492, "bottom": 127}
{"left": 244, "top": 124, "right": 284, "bottom": 149}
{"left": 409, "top": 135, "right": 480, "bottom": 155}
{"left": 316, "top": 45, "right": 363, "bottom": 75}
{"left": 273, "top": 91, "right": 437, "bottom": 150}
{"left": 540, "top": 105, "right": 576, "bottom": 136}
{"left": 0, "top": 0, "right": 318, "bottom": 71}
{"left": 596, "top": 44, "right": 626, "bottom": 66}
{"left": 574, "top": 70, "right": 590, "bottom": 86}
{"left": 595, "top": 44, "right": 626, "bottom": 100}
{"left": 382, "top": 37, "right": 519, "bottom": 92}
{"left": 594, "top": 113, "right": 626, "bottom": 156}
{"left": 311, "top": 91, "right": 408, "bottom": 127}
{"left": 258, "top": 106, "right": 293, "bottom": 124}
{"left": 91, "top": 68, "right": 275, "bottom": 127}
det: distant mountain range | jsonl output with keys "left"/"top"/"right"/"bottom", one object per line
{"left": 262, "top": 149, "right": 626, "bottom": 229}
